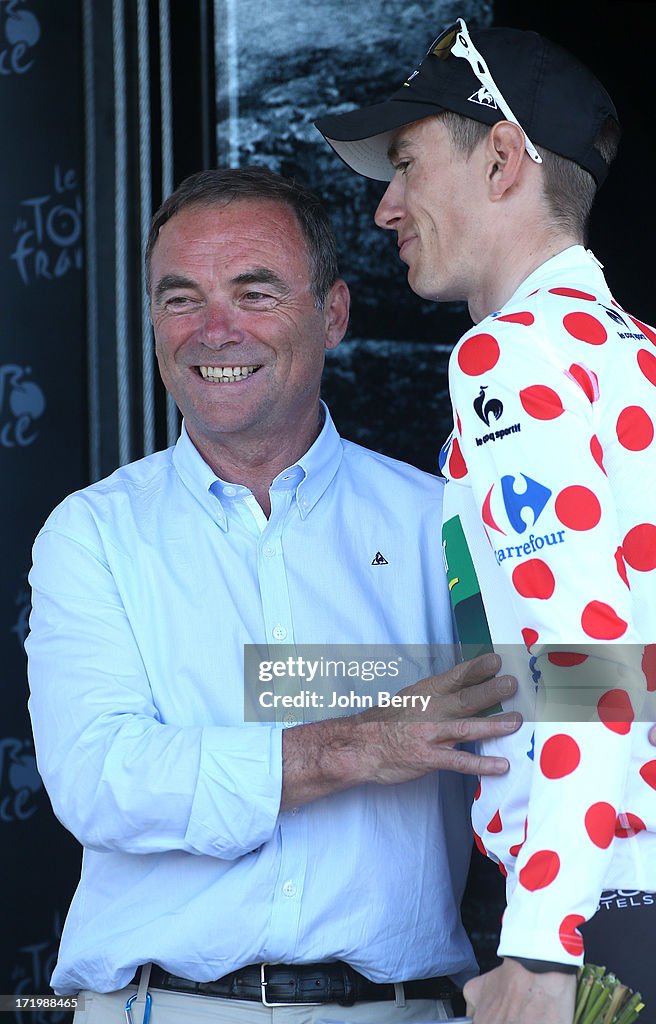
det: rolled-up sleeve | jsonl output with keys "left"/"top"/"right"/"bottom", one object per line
{"left": 27, "top": 524, "right": 283, "bottom": 859}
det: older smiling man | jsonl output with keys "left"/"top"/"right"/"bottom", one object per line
{"left": 26, "top": 167, "right": 523, "bottom": 1024}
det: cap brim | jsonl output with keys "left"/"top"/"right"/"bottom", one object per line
{"left": 315, "top": 99, "right": 444, "bottom": 181}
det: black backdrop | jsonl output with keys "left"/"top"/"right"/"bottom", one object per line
{"left": 2, "top": 0, "right": 656, "bottom": 1016}
{"left": 1, "top": 2, "right": 214, "bottom": 1018}
{"left": 1, "top": 2, "right": 86, "bottom": 1013}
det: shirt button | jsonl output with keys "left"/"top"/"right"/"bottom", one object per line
{"left": 223, "top": 485, "right": 237, "bottom": 496}
{"left": 283, "top": 712, "right": 297, "bottom": 726}
{"left": 290, "top": 807, "right": 299, "bottom": 816}
{"left": 282, "top": 880, "right": 297, "bottom": 897}
{"left": 272, "top": 624, "right": 287, "bottom": 640}
{"left": 263, "top": 545, "right": 276, "bottom": 558}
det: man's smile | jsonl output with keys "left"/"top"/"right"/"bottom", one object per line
{"left": 397, "top": 235, "right": 417, "bottom": 260}
{"left": 197, "top": 364, "right": 262, "bottom": 383}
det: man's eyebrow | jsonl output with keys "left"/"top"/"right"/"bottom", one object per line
{"left": 153, "top": 274, "right": 198, "bottom": 302}
{"left": 387, "top": 138, "right": 411, "bottom": 164}
{"left": 152, "top": 267, "right": 292, "bottom": 302}
{"left": 231, "top": 267, "right": 289, "bottom": 291}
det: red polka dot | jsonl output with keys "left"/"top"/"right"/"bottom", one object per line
{"left": 597, "top": 688, "right": 634, "bottom": 734}
{"left": 496, "top": 311, "right": 535, "bottom": 325}
{"left": 559, "top": 915, "right": 586, "bottom": 957}
{"left": 555, "top": 486, "right": 601, "bottom": 531}
{"left": 540, "top": 734, "right": 581, "bottom": 779}
{"left": 615, "top": 812, "right": 646, "bottom": 839}
{"left": 547, "top": 652, "right": 588, "bottom": 667}
{"left": 487, "top": 810, "right": 503, "bottom": 833}
{"left": 457, "top": 334, "right": 501, "bottom": 376}
{"left": 456, "top": 411, "right": 462, "bottom": 434}
{"left": 616, "top": 406, "right": 654, "bottom": 451}
{"left": 563, "top": 312, "right": 607, "bottom": 345}
{"left": 637, "top": 348, "right": 656, "bottom": 386}
{"left": 615, "top": 547, "right": 629, "bottom": 588}
{"left": 639, "top": 760, "right": 656, "bottom": 790}
{"left": 474, "top": 783, "right": 481, "bottom": 801}
{"left": 549, "top": 287, "right": 596, "bottom": 301}
{"left": 448, "top": 438, "right": 467, "bottom": 479}
{"left": 585, "top": 801, "right": 616, "bottom": 848}
{"left": 589, "top": 436, "right": 605, "bottom": 475}
{"left": 628, "top": 315, "right": 656, "bottom": 345}
{"left": 522, "top": 627, "right": 539, "bottom": 649}
{"left": 512, "top": 560, "right": 555, "bottom": 600}
{"left": 643, "top": 645, "right": 656, "bottom": 692}
{"left": 473, "top": 829, "right": 487, "bottom": 856}
{"left": 622, "top": 523, "right": 656, "bottom": 571}
{"left": 582, "top": 601, "right": 628, "bottom": 639}
{"left": 519, "top": 850, "right": 560, "bottom": 891}
{"left": 498, "top": 861, "right": 508, "bottom": 878}
{"left": 567, "top": 363, "right": 599, "bottom": 403}
{"left": 509, "top": 817, "right": 529, "bottom": 858}
{"left": 520, "top": 385, "right": 565, "bottom": 420}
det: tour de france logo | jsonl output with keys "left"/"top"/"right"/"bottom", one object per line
{"left": 1, "top": 1, "right": 41, "bottom": 76}
{"left": 11, "top": 165, "right": 83, "bottom": 287}
{"left": 0, "top": 736, "right": 43, "bottom": 823}
{"left": 0, "top": 364, "right": 46, "bottom": 447}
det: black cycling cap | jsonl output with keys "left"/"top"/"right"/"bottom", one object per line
{"left": 314, "top": 19, "right": 619, "bottom": 187}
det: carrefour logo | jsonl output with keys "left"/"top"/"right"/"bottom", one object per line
{"left": 484, "top": 473, "right": 567, "bottom": 567}
{"left": 500, "top": 473, "right": 552, "bottom": 533}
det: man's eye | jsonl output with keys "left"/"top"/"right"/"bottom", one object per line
{"left": 166, "top": 295, "right": 196, "bottom": 309}
{"left": 395, "top": 160, "right": 410, "bottom": 175}
{"left": 242, "top": 291, "right": 276, "bottom": 304}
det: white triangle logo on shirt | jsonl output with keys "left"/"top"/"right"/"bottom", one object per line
{"left": 371, "top": 552, "right": 389, "bottom": 565}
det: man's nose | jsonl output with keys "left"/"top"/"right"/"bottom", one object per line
{"left": 202, "top": 302, "right": 245, "bottom": 348}
{"left": 374, "top": 178, "right": 404, "bottom": 231}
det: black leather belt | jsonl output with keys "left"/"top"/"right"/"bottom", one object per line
{"left": 134, "top": 962, "right": 462, "bottom": 1007}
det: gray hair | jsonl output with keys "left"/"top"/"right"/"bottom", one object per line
{"left": 146, "top": 167, "right": 340, "bottom": 308}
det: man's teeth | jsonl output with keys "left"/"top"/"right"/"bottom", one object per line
{"left": 199, "top": 365, "right": 259, "bottom": 383}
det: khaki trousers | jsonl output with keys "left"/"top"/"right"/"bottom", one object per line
{"left": 73, "top": 985, "right": 455, "bottom": 1023}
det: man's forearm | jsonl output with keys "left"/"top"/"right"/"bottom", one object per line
{"left": 281, "top": 715, "right": 378, "bottom": 807}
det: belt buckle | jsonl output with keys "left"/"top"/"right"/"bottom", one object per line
{"left": 259, "top": 963, "right": 323, "bottom": 1006}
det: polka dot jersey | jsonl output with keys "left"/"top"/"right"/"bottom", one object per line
{"left": 441, "top": 246, "right": 656, "bottom": 964}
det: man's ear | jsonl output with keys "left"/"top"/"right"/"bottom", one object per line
{"left": 324, "top": 278, "right": 350, "bottom": 350}
{"left": 485, "top": 121, "right": 528, "bottom": 200}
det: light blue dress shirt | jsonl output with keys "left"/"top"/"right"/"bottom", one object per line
{"left": 27, "top": 406, "right": 476, "bottom": 994}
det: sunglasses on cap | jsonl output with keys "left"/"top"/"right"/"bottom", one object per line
{"left": 429, "top": 18, "right": 543, "bottom": 165}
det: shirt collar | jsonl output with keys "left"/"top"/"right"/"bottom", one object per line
{"left": 291, "top": 402, "right": 343, "bottom": 519}
{"left": 171, "top": 402, "right": 343, "bottom": 528}
{"left": 501, "top": 244, "right": 611, "bottom": 311}
{"left": 172, "top": 423, "right": 230, "bottom": 530}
